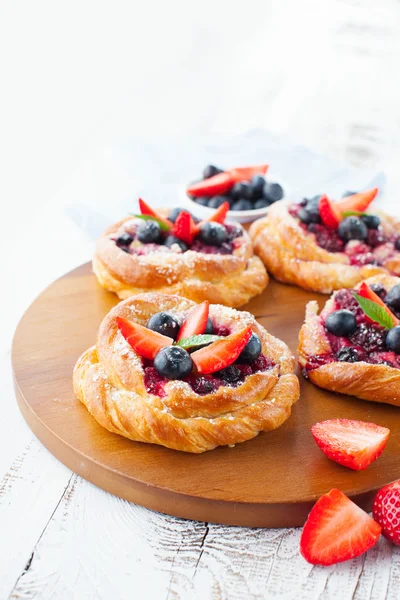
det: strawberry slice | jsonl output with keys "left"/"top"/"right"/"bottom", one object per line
{"left": 300, "top": 488, "right": 382, "bottom": 565}
{"left": 177, "top": 302, "right": 209, "bottom": 341}
{"left": 373, "top": 480, "right": 400, "bottom": 546}
{"left": 229, "top": 163, "right": 269, "bottom": 181}
{"left": 187, "top": 172, "right": 235, "bottom": 197}
{"left": 357, "top": 282, "right": 400, "bottom": 327}
{"left": 318, "top": 195, "right": 341, "bottom": 229}
{"left": 138, "top": 198, "right": 172, "bottom": 230}
{"left": 191, "top": 326, "right": 252, "bottom": 374}
{"left": 336, "top": 188, "right": 378, "bottom": 215}
{"left": 173, "top": 211, "right": 197, "bottom": 245}
{"left": 311, "top": 419, "right": 390, "bottom": 471}
{"left": 116, "top": 316, "right": 172, "bottom": 360}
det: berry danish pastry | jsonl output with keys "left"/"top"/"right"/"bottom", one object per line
{"left": 250, "top": 188, "right": 400, "bottom": 294}
{"left": 73, "top": 293, "right": 299, "bottom": 453}
{"left": 298, "top": 274, "right": 400, "bottom": 406}
{"left": 93, "top": 200, "right": 268, "bottom": 307}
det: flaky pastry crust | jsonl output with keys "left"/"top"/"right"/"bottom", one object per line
{"left": 73, "top": 293, "right": 299, "bottom": 453}
{"left": 249, "top": 201, "right": 400, "bottom": 294}
{"left": 93, "top": 216, "right": 268, "bottom": 307}
{"left": 298, "top": 274, "right": 400, "bottom": 406}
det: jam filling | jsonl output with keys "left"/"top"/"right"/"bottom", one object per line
{"left": 114, "top": 221, "right": 242, "bottom": 256}
{"left": 289, "top": 202, "right": 400, "bottom": 266}
{"left": 304, "top": 286, "right": 400, "bottom": 374}
{"left": 141, "top": 320, "right": 274, "bottom": 396}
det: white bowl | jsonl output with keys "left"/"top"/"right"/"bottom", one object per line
{"left": 179, "top": 177, "right": 290, "bottom": 224}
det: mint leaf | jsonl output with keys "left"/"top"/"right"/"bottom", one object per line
{"left": 353, "top": 293, "right": 395, "bottom": 329}
{"left": 130, "top": 214, "right": 170, "bottom": 231}
{"left": 342, "top": 211, "right": 368, "bottom": 218}
{"left": 175, "top": 334, "right": 224, "bottom": 349}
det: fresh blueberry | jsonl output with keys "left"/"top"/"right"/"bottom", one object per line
{"left": 116, "top": 232, "right": 133, "bottom": 247}
{"left": 249, "top": 175, "right": 266, "bottom": 199}
{"left": 369, "top": 283, "right": 386, "bottom": 300}
{"left": 215, "top": 365, "right": 242, "bottom": 384}
{"left": 263, "top": 181, "right": 284, "bottom": 203}
{"left": 385, "top": 284, "right": 400, "bottom": 310}
{"left": 325, "top": 310, "right": 357, "bottom": 337}
{"left": 253, "top": 198, "right": 271, "bottom": 210}
{"left": 208, "top": 195, "right": 230, "bottom": 209}
{"left": 153, "top": 346, "right": 193, "bottom": 379}
{"left": 231, "top": 199, "right": 253, "bottom": 211}
{"left": 338, "top": 217, "right": 368, "bottom": 242}
{"left": 203, "top": 164, "right": 223, "bottom": 179}
{"left": 205, "top": 317, "right": 213, "bottom": 334}
{"left": 231, "top": 182, "right": 253, "bottom": 200}
{"left": 147, "top": 312, "right": 181, "bottom": 340}
{"left": 342, "top": 191, "right": 357, "bottom": 197}
{"left": 238, "top": 332, "right": 262, "bottom": 364}
{"left": 309, "top": 195, "right": 323, "bottom": 204}
{"left": 197, "top": 222, "right": 227, "bottom": 246}
{"left": 164, "top": 235, "right": 188, "bottom": 252}
{"left": 361, "top": 214, "right": 381, "bottom": 229}
{"left": 137, "top": 220, "right": 162, "bottom": 244}
{"left": 195, "top": 197, "right": 210, "bottom": 207}
{"left": 386, "top": 326, "right": 400, "bottom": 354}
{"left": 298, "top": 205, "right": 321, "bottom": 224}
{"left": 337, "top": 347, "right": 361, "bottom": 362}
{"left": 297, "top": 208, "right": 313, "bottom": 224}
{"left": 395, "top": 239, "right": 400, "bottom": 251}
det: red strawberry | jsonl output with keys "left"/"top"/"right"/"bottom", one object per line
{"left": 191, "top": 326, "right": 252, "bottom": 374}
{"left": 373, "top": 480, "right": 400, "bottom": 546}
{"left": 318, "top": 195, "right": 341, "bottom": 228}
{"left": 357, "top": 282, "right": 400, "bottom": 327}
{"left": 116, "top": 316, "right": 172, "bottom": 360}
{"left": 311, "top": 419, "right": 390, "bottom": 471}
{"left": 300, "top": 488, "right": 382, "bottom": 565}
{"left": 173, "top": 211, "right": 196, "bottom": 245}
{"left": 194, "top": 201, "right": 230, "bottom": 235}
{"left": 336, "top": 188, "right": 378, "bottom": 214}
{"left": 177, "top": 302, "right": 209, "bottom": 341}
{"left": 229, "top": 163, "right": 269, "bottom": 181}
{"left": 138, "top": 198, "right": 172, "bottom": 230}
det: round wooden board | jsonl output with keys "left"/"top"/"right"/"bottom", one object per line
{"left": 12, "top": 262, "right": 400, "bottom": 527}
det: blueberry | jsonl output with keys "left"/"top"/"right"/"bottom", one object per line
{"left": 338, "top": 217, "right": 368, "bottom": 242}
{"left": 195, "top": 197, "right": 210, "bottom": 207}
{"left": 298, "top": 205, "right": 321, "bottom": 224}
{"left": 337, "top": 347, "right": 361, "bottom": 362}
{"left": 237, "top": 332, "right": 262, "bottom": 364}
{"left": 249, "top": 175, "right": 266, "bottom": 199}
{"left": 369, "top": 283, "right": 386, "bottom": 300}
{"left": 361, "top": 214, "right": 380, "bottom": 229}
{"left": 208, "top": 195, "right": 230, "bottom": 209}
{"left": 325, "top": 310, "right": 357, "bottom": 337}
{"left": 297, "top": 208, "right": 313, "bottom": 224}
{"left": 395, "top": 239, "right": 400, "bottom": 251}
{"left": 205, "top": 317, "right": 213, "bottom": 334}
{"left": 342, "top": 190, "right": 357, "bottom": 197}
{"left": 309, "top": 195, "right": 323, "bottom": 204}
{"left": 203, "top": 164, "right": 222, "bottom": 179}
{"left": 253, "top": 198, "right": 270, "bottom": 210}
{"left": 385, "top": 284, "right": 400, "bottom": 310}
{"left": 116, "top": 232, "right": 133, "bottom": 247}
{"left": 386, "top": 326, "right": 400, "bottom": 354}
{"left": 215, "top": 365, "right": 242, "bottom": 384}
{"left": 164, "top": 235, "right": 188, "bottom": 252}
{"left": 231, "top": 182, "right": 253, "bottom": 200}
{"left": 231, "top": 199, "right": 252, "bottom": 211}
{"left": 263, "top": 181, "right": 284, "bottom": 203}
{"left": 137, "top": 220, "right": 162, "bottom": 244}
{"left": 197, "top": 222, "right": 227, "bottom": 246}
{"left": 147, "top": 312, "right": 180, "bottom": 339}
{"left": 153, "top": 346, "right": 193, "bottom": 379}
{"left": 191, "top": 377, "right": 218, "bottom": 395}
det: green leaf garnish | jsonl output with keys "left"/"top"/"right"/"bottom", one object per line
{"left": 342, "top": 211, "right": 368, "bottom": 218}
{"left": 353, "top": 293, "right": 395, "bottom": 329}
{"left": 175, "top": 334, "right": 224, "bottom": 349}
{"left": 130, "top": 214, "right": 170, "bottom": 231}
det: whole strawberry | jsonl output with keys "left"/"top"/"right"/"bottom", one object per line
{"left": 373, "top": 480, "right": 400, "bottom": 546}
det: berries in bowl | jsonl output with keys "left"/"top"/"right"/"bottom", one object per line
{"left": 184, "top": 162, "right": 287, "bottom": 223}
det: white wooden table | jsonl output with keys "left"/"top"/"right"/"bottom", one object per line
{"left": 3, "top": 0, "right": 400, "bottom": 598}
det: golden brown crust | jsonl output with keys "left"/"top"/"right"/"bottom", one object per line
{"left": 249, "top": 201, "right": 400, "bottom": 294}
{"left": 298, "top": 274, "right": 400, "bottom": 406}
{"left": 73, "top": 293, "right": 299, "bottom": 453}
{"left": 93, "top": 216, "right": 269, "bottom": 307}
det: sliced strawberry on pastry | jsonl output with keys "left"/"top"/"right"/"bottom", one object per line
{"left": 191, "top": 326, "right": 252, "bottom": 374}
{"left": 300, "top": 488, "right": 381, "bottom": 566}
{"left": 311, "top": 419, "right": 390, "bottom": 471}
{"left": 318, "top": 195, "right": 341, "bottom": 228}
{"left": 138, "top": 198, "right": 172, "bottom": 230}
{"left": 116, "top": 316, "right": 172, "bottom": 360}
{"left": 177, "top": 302, "right": 209, "bottom": 341}
{"left": 357, "top": 282, "right": 400, "bottom": 327}
{"left": 173, "top": 211, "right": 197, "bottom": 245}
{"left": 336, "top": 188, "right": 378, "bottom": 215}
